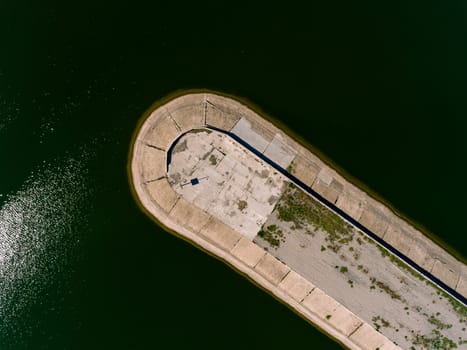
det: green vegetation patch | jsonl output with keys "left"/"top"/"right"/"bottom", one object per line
{"left": 412, "top": 329, "right": 457, "bottom": 349}
{"left": 209, "top": 154, "right": 218, "bottom": 165}
{"left": 257, "top": 224, "right": 284, "bottom": 248}
{"left": 372, "top": 315, "right": 391, "bottom": 331}
{"left": 428, "top": 315, "right": 453, "bottom": 330}
{"left": 276, "top": 186, "right": 353, "bottom": 243}
{"left": 370, "top": 277, "right": 401, "bottom": 300}
{"left": 237, "top": 200, "right": 248, "bottom": 211}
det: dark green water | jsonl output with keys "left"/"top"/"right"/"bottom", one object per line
{"left": 0, "top": 1, "right": 466, "bottom": 349}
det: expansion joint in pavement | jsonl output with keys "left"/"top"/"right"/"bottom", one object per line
{"left": 165, "top": 108, "right": 182, "bottom": 132}
{"left": 348, "top": 322, "right": 364, "bottom": 338}
{"left": 143, "top": 176, "right": 165, "bottom": 184}
{"left": 299, "top": 287, "right": 316, "bottom": 304}
{"left": 144, "top": 143, "right": 165, "bottom": 152}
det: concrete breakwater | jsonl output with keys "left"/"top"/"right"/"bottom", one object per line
{"left": 129, "top": 91, "right": 466, "bottom": 349}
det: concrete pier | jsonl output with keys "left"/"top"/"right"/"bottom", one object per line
{"left": 129, "top": 91, "right": 466, "bottom": 349}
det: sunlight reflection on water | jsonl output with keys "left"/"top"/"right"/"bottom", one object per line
{"left": 0, "top": 155, "right": 93, "bottom": 342}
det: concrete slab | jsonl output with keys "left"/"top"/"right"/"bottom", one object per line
{"left": 407, "top": 243, "right": 436, "bottom": 272}
{"left": 166, "top": 106, "right": 201, "bottom": 132}
{"left": 302, "top": 288, "right": 340, "bottom": 320}
{"left": 289, "top": 155, "right": 320, "bottom": 187}
{"left": 324, "top": 179, "right": 344, "bottom": 204}
{"left": 349, "top": 323, "right": 387, "bottom": 350}
{"left": 327, "top": 305, "right": 362, "bottom": 336}
{"left": 311, "top": 169, "right": 343, "bottom": 204}
{"left": 431, "top": 259, "right": 459, "bottom": 290}
{"left": 382, "top": 225, "right": 413, "bottom": 256}
{"left": 205, "top": 99, "right": 241, "bottom": 131}
{"left": 359, "top": 206, "right": 389, "bottom": 238}
{"left": 143, "top": 113, "right": 180, "bottom": 150}
{"left": 141, "top": 145, "right": 166, "bottom": 182}
{"left": 164, "top": 93, "right": 205, "bottom": 131}
{"left": 144, "top": 179, "right": 179, "bottom": 213}
{"left": 230, "top": 237, "right": 266, "bottom": 268}
{"left": 263, "top": 134, "right": 297, "bottom": 169}
{"left": 278, "top": 270, "right": 315, "bottom": 302}
{"left": 199, "top": 217, "right": 242, "bottom": 252}
{"left": 169, "top": 197, "right": 211, "bottom": 233}
{"left": 254, "top": 253, "right": 290, "bottom": 286}
{"left": 456, "top": 273, "right": 467, "bottom": 296}
{"left": 231, "top": 117, "right": 272, "bottom": 152}
{"left": 335, "top": 189, "right": 365, "bottom": 221}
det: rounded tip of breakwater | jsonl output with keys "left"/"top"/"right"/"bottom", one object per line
{"left": 128, "top": 90, "right": 466, "bottom": 350}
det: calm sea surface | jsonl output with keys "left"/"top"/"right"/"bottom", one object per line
{"left": 0, "top": 2, "right": 466, "bottom": 349}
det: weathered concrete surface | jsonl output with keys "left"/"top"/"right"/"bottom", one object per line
{"left": 255, "top": 184, "right": 466, "bottom": 349}
{"left": 199, "top": 217, "right": 241, "bottom": 252}
{"left": 144, "top": 179, "right": 179, "bottom": 213}
{"left": 167, "top": 130, "right": 286, "bottom": 240}
{"left": 140, "top": 145, "right": 166, "bottom": 182}
{"left": 382, "top": 225, "right": 413, "bottom": 256}
{"left": 457, "top": 275, "right": 467, "bottom": 297}
{"left": 230, "top": 237, "right": 266, "bottom": 268}
{"left": 289, "top": 154, "right": 320, "bottom": 187}
{"left": 254, "top": 253, "right": 290, "bottom": 285}
{"left": 169, "top": 197, "right": 210, "bottom": 233}
{"left": 278, "top": 270, "right": 315, "bottom": 302}
{"left": 350, "top": 323, "right": 399, "bottom": 350}
{"left": 130, "top": 92, "right": 467, "bottom": 350}
{"left": 164, "top": 93, "right": 205, "bottom": 132}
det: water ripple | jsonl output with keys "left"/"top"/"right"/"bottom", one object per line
{"left": 0, "top": 155, "right": 93, "bottom": 344}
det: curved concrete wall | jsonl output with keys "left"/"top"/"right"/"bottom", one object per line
{"left": 130, "top": 92, "right": 464, "bottom": 349}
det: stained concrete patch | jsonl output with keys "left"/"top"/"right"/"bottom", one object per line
{"left": 382, "top": 225, "right": 413, "bottom": 256}
{"left": 205, "top": 100, "right": 241, "bottom": 131}
{"left": 169, "top": 197, "right": 211, "bottom": 233}
{"left": 168, "top": 130, "right": 286, "bottom": 240}
{"left": 278, "top": 270, "right": 315, "bottom": 302}
{"left": 263, "top": 134, "right": 297, "bottom": 169}
{"left": 230, "top": 237, "right": 266, "bottom": 268}
{"left": 431, "top": 259, "right": 459, "bottom": 290}
{"left": 456, "top": 274, "right": 467, "bottom": 296}
{"left": 165, "top": 95, "right": 205, "bottom": 131}
{"left": 141, "top": 145, "right": 166, "bottom": 182}
{"left": 144, "top": 179, "right": 179, "bottom": 213}
{"left": 254, "top": 253, "right": 290, "bottom": 285}
{"left": 407, "top": 244, "right": 436, "bottom": 272}
{"left": 231, "top": 117, "right": 271, "bottom": 152}
{"left": 359, "top": 206, "right": 389, "bottom": 238}
{"left": 327, "top": 305, "right": 362, "bottom": 336}
{"left": 289, "top": 155, "right": 320, "bottom": 186}
{"left": 302, "top": 288, "right": 340, "bottom": 320}
{"left": 311, "top": 169, "right": 344, "bottom": 204}
{"left": 335, "top": 189, "right": 365, "bottom": 221}
{"left": 143, "top": 113, "right": 180, "bottom": 150}
{"left": 199, "top": 217, "right": 242, "bottom": 252}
